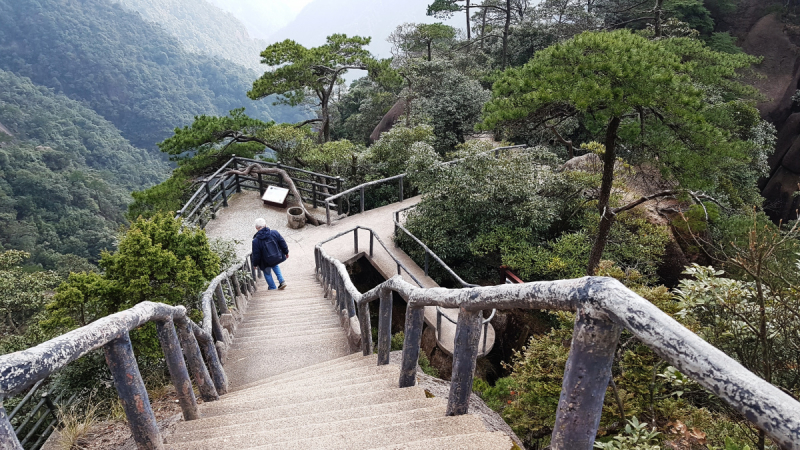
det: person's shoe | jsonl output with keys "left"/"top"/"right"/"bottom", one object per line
{"left": 278, "top": 281, "right": 287, "bottom": 290}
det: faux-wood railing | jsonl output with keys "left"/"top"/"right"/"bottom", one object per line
{"left": 176, "top": 156, "right": 343, "bottom": 227}
{"left": 315, "top": 227, "right": 800, "bottom": 450}
{"left": 0, "top": 257, "right": 257, "bottom": 450}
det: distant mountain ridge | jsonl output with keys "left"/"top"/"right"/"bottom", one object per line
{"left": 0, "top": 0, "right": 304, "bottom": 150}
{"left": 112, "top": 0, "right": 269, "bottom": 72}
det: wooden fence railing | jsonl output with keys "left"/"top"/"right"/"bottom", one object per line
{"left": 176, "top": 156, "right": 343, "bottom": 227}
{"left": 0, "top": 257, "right": 257, "bottom": 450}
{"left": 315, "top": 226, "right": 800, "bottom": 450}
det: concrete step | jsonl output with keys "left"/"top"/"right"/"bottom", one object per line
{"left": 221, "top": 364, "right": 399, "bottom": 401}
{"left": 200, "top": 384, "right": 426, "bottom": 419}
{"left": 211, "top": 375, "right": 398, "bottom": 409}
{"left": 172, "top": 391, "right": 446, "bottom": 442}
{"left": 224, "top": 340, "right": 350, "bottom": 388}
{"left": 169, "top": 397, "right": 446, "bottom": 445}
{"left": 166, "top": 404, "right": 449, "bottom": 449}
{"left": 233, "top": 327, "right": 343, "bottom": 345}
{"left": 367, "top": 431, "right": 514, "bottom": 450}
{"left": 228, "top": 353, "right": 367, "bottom": 393}
{"left": 243, "top": 305, "right": 333, "bottom": 317}
{"left": 228, "top": 333, "right": 348, "bottom": 353}
{"left": 247, "top": 414, "right": 488, "bottom": 450}
{"left": 233, "top": 323, "right": 342, "bottom": 339}
{"left": 237, "top": 318, "right": 339, "bottom": 330}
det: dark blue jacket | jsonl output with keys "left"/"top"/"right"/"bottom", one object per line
{"left": 251, "top": 227, "right": 288, "bottom": 270}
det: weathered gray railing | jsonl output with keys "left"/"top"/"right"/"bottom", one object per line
{"left": 0, "top": 255, "right": 257, "bottom": 450}
{"left": 176, "top": 156, "right": 342, "bottom": 227}
{"left": 315, "top": 229, "right": 800, "bottom": 450}
{"left": 0, "top": 302, "right": 216, "bottom": 450}
{"left": 323, "top": 174, "right": 406, "bottom": 225}
{"left": 393, "top": 204, "right": 496, "bottom": 356}
{"left": 321, "top": 144, "right": 528, "bottom": 226}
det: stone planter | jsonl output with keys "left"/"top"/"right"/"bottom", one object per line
{"left": 287, "top": 206, "right": 306, "bottom": 229}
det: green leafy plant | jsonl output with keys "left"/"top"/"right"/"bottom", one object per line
{"left": 594, "top": 417, "right": 661, "bottom": 450}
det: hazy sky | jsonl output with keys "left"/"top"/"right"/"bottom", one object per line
{"left": 206, "top": 0, "right": 315, "bottom": 40}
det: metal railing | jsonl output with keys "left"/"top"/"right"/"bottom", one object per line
{"left": 176, "top": 156, "right": 343, "bottom": 227}
{"left": 315, "top": 227, "right": 800, "bottom": 450}
{"left": 4, "top": 380, "right": 75, "bottom": 450}
{"left": 0, "top": 257, "right": 257, "bottom": 450}
{"left": 320, "top": 145, "right": 529, "bottom": 226}
{"left": 393, "top": 204, "right": 495, "bottom": 356}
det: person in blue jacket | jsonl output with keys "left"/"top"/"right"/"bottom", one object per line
{"left": 251, "top": 218, "right": 288, "bottom": 290}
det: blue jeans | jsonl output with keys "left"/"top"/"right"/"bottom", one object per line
{"left": 263, "top": 264, "right": 285, "bottom": 290}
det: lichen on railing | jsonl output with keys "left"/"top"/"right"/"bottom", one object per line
{"left": 315, "top": 227, "right": 800, "bottom": 450}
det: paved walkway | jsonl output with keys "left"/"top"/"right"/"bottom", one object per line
{"left": 186, "top": 191, "right": 510, "bottom": 449}
{"left": 204, "top": 190, "right": 494, "bottom": 357}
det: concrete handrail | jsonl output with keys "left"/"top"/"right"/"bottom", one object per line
{"left": 315, "top": 240, "right": 800, "bottom": 450}
{"left": 0, "top": 302, "right": 220, "bottom": 450}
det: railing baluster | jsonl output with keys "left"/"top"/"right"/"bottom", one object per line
{"left": 360, "top": 186, "right": 365, "bottom": 214}
{"left": 214, "top": 284, "right": 230, "bottom": 314}
{"left": 369, "top": 230, "right": 374, "bottom": 257}
{"left": 377, "top": 288, "right": 392, "bottom": 365}
{"left": 424, "top": 251, "right": 429, "bottom": 276}
{"left": 156, "top": 318, "right": 199, "bottom": 421}
{"left": 447, "top": 309, "right": 483, "bottom": 416}
{"left": 399, "top": 305, "right": 425, "bottom": 388}
{"left": 191, "top": 322, "right": 228, "bottom": 395}
{"left": 399, "top": 176, "right": 404, "bottom": 202}
{"left": 0, "top": 405, "right": 22, "bottom": 450}
{"left": 105, "top": 332, "right": 163, "bottom": 450}
{"left": 354, "top": 229, "right": 359, "bottom": 254}
{"left": 358, "top": 302, "right": 373, "bottom": 356}
{"left": 551, "top": 309, "right": 620, "bottom": 449}
{"left": 174, "top": 316, "right": 219, "bottom": 402}
{"left": 312, "top": 181, "right": 317, "bottom": 209}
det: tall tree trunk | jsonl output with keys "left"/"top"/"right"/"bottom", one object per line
{"left": 586, "top": 116, "right": 621, "bottom": 275}
{"left": 481, "top": 7, "right": 487, "bottom": 50}
{"left": 654, "top": 0, "right": 663, "bottom": 38}
{"left": 502, "top": 0, "right": 511, "bottom": 68}
{"left": 321, "top": 96, "right": 331, "bottom": 143}
{"left": 465, "top": 0, "right": 471, "bottom": 41}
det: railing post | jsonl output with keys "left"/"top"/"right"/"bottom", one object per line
{"left": 358, "top": 302, "right": 373, "bottom": 356}
{"left": 233, "top": 156, "right": 242, "bottom": 193}
{"left": 215, "top": 284, "right": 230, "bottom": 314}
{"left": 424, "top": 251, "right": 429, "bottom": 276}
{"left": 377, "top": 288, "right": 392, "bottom": 365}
{"left": 0, "top": 404, "right": 22, "bottom": 450}
{"left": 399, "top": 176, "right": 404, "bottom": 202}
{"left": 326, "top": 201, "right": 331, "bottom": 226}
{"left": 219, "top": 178, "right": 229, "bottom": 207}
{"left": 369, "top": 230, "right": 374, "bottom": 257}
{"left": 210, "top": 300, "right": 225, "bottom": 344}
{"left": 155, "top": 318, "right": 199, "bottom": 421}
{"left": 550, "top": 309, "right": 621, "bottom": 449}
{"left": 437, "top": 310, "right": 442, "bottom": 342}
{"left": 312, "top": 181, "right": 317, "bottom": 209}
{"left": 394, "top": 211, "right": 399, "bottom": 247}
{"left": 192, "top": 323, "right": 229, "bottom": 395}
{"left": 399, "top": 304, "right": 425, "bottom": 388}
{"left": 354, "top": 229, "right": 359, "bottom": 254}
{"left": 258, "top": 173, "right": 264, "bottom": 196}
{"left": 446, "top": 309, "right": 483, "bottom": 416}
{"left": 276, "top": 163, "right": 283, "bottom": 187}
{"left": 104, "top": 332, "right": 163, "bottom": 450}
{"left": 336, "top": 177, "right": 343, "bottom": 215}
{"left": 174, "top": 316, "right": 219, "bottom": 402}
{"left": 360, "top": 186, "right": 365, "bottom": 214}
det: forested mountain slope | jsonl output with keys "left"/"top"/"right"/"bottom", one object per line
{"left": 112, "top": 0, "right": 268, "bottom": 72}
{"left": 0, "top": 70, "right": 167, "bottom": 265}
{"left": 0, "top": 0, "right": 304, "bottom": 151}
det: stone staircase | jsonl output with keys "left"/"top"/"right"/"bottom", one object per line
{"left": 164, "top": 274, "right": 513, "bottom": 449}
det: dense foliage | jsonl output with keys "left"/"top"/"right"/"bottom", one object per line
{"left": 0, "top": 0, "right": 304, "bottom": 150}
{"left": 0, "top": 70, "right": 169, "bottom": 265}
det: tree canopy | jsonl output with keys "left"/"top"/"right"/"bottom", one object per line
{"left": 482, "top": 29, "right": 766, "bottom": 273}
{"left": 249, "top": 34, "right": 379, "bottom": 143}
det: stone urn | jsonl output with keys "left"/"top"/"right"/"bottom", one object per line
{"left": 287, "top": 206, "right": 306, "bottom": 229}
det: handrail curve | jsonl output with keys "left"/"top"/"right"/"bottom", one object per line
{"left": 315, "top": 231, "right": 800, "bottom": 450}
